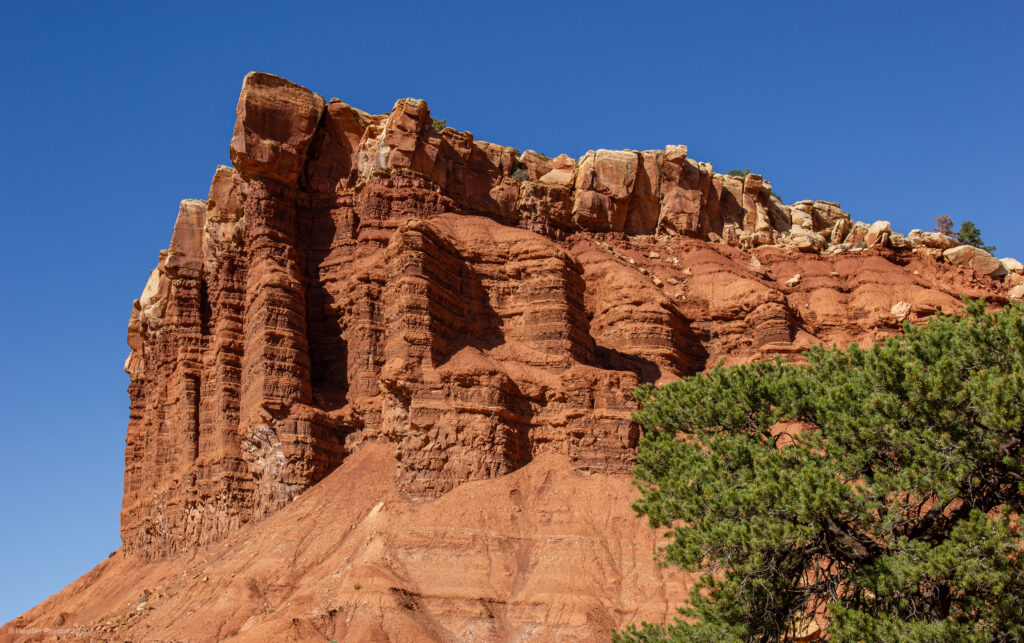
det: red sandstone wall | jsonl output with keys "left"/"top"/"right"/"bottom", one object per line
{"left": 121, "top": 72, "right": 1021, "bottom": 562}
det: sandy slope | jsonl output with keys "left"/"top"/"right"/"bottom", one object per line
{"left": 3, "top": 443, "right": 692, "bottom": 642}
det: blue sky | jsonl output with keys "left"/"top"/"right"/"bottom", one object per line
{"left": 1, "top": 0, "right": 1021, "bottom": 623}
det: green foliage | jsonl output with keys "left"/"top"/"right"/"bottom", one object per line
{"left": 957, "top": 220, "right": 996, "bottom": 253}
{"left": 618, "top": 300, "right": 1024, "bottom": 642}
{"left": 512, "top": 167, "right": 531, "bottom": 182}
{"left": 431, "top": 117, "right": 447, "bottom": 133}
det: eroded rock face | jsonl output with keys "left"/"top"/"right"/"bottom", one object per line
{"left": 6, "top": 70, "right": 1022, "bottom": 642}
{"left": 118, "top": 72, "right": 1022, "bottom": 564}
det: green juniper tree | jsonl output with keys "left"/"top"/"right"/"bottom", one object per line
{"left": 957, "top": 220, "right": 996, "bottom": 253}
{"left": 618, "top": 300, "right": 1024, "bottom": 642}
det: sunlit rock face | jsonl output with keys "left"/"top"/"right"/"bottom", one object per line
{"left": 121, "top": 72, "right": 1019, "bottom": 564}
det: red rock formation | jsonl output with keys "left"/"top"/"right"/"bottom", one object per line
{"left": 5, "top": 72, "right": 1020, "bottom": 641}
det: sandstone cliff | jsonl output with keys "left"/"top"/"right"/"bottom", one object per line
{"left": 5, "top": 72, "right": 1020, "bottom": 642}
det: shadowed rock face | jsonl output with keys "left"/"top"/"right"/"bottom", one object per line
{"left": 8, "top": 72, "right": 1019, "bottom": 641}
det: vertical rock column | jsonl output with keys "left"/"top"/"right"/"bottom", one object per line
{"left": 299, "top": 99, "right": 372, "bottom": 409}
{"left": 229, "top": 72, "right": 327, "bottom": 516}
{"left": 121, "top": 199, "right": 209, "bottom": 559}
{"left": 658, "top": 145, "right": 711, "bottom": 237}
{"left": 194, "top": 165, "right": 249, "bottom": 545}
{"left": 162, "top": 198, "right": 209, "bottom": 491}
{"left": 239, "top": 179, "right": 310, "bottom": 428}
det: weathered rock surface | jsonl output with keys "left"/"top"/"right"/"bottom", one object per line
{"left": 943, "top": 244, "right": 1007, "bottom": 277}
{"left": 864, "top": 220, "right": 891, "bottom": 248}
{"left": 5, "top": 72, "right": 1020, "bottom": 641}
{"left": 1002, "top": 257, "right": 1023, "bottom": 274}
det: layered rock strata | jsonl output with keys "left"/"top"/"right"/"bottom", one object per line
{"left": 120, "top": 72, "right": 1021, "bottom": 564}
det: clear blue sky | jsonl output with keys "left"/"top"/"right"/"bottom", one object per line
{"left": 1, "top": 0, "right": 1021, "bottom": 624}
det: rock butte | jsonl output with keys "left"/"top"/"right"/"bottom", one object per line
{"left": 5, "top": 72, "right": 1021, "bottom": 642}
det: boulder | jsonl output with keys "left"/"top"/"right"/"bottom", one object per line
{"left": 891, "top": 301, "right": 912, "bottom": 321}
{"left": 229, "top": 72, "right": 326, "bottom": 184}
{"left": 790, "top": 202, "right": 815, "bottom": 230}
{"left": 925, "top": 233, "right": 958, "bottom": 249}
{"left": 789, "top": 225, "right": 827, "bottom": 253}
{"left": 845, "top": 221, "right": 870, "bottom": 246}
{"left": 1001, "top": 257, "right": 1023, "bottom": 274}
{"left": 537, "top": 154, "right": 576, "bottom": 187}
{"left": 812, "top": 201, "right": 850, "bottom": 231}
{"left": 830, "top": 218, "right": 851, "bottom": 245}
{"left": 864, "top": 220, "right": 892, "bottom": 248}
{"left": 943, "top": 245, "right": 1008, "bottom": 277}
{"left": 889, "top": 232, "right": 912, "bottom": 249}
{"left": 908, "top": 229, "right": 958, "bottom": 250}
